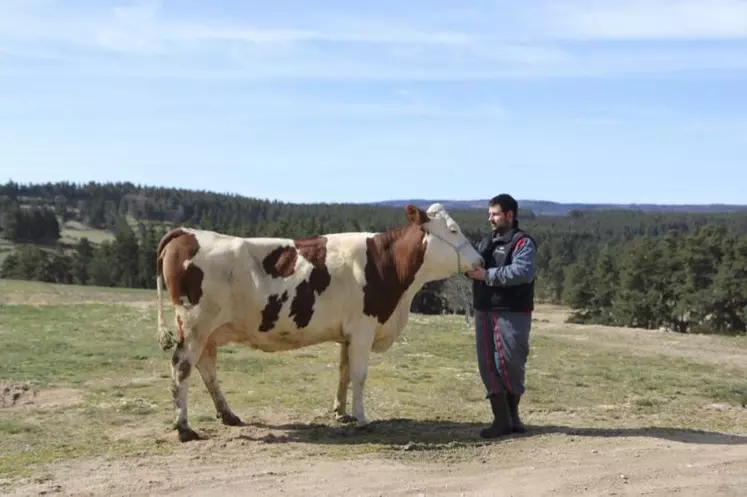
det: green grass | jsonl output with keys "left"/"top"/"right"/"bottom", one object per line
{"left": 1, "top": 280, "right": 746, "bottom": 480}
{"left": 0, "top": 278, "right": 154, "bottom": 305}
{"left": 59, "top": 220, "right": 115, "bottom": 245}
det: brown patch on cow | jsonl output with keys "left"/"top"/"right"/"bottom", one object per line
{"left": 157, "top": 228, "right": 204, "bottom": 307}
{"left": 259, "top": 291, "right": 289, "bottom": 332}
{"left": 289, "top": 280, "right": 314, "bottom": 328}
{"left": 362, "top": 204, "right": 429, "bottom": 324}
{"left": 180, "top": 265, "right": 204, "bottom": 306}
{"left": 177, "top": 358, "right": 192, "bottom": 382}
{"left": 157, "top": 229, "right": 185, "bottom": 277}
{"left": 289, "top": 236, "right": 331, "bottom": 328}
{"left": 293, "top": 236, "right": 331, "bottom": 293}
{"left": 262, "top": 246, "right": 298, "bottom": 278}
{"left": 294, "top": 236, "right": 327, "bottom": 264}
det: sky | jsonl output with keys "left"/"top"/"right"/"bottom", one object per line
{"left": 1, "top": 0, "right": 746, "bottom": 205}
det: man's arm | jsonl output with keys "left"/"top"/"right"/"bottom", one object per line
{"left": 485, "top": 237, "right": 537, "bottom": 286}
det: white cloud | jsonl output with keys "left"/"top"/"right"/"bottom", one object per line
{"left": 0, "top": 85, "right": 508, "bottom": 121}
{"left": 0, "top": 0, "right": 481, "bottom": 55}
{"left": 676, "top": 117, "right": 747, "bottom": 139}
{"left": 532, "top": 0, "right": 747, "bottom": 40}
{"left": 0, "top": 0, "right": 746, "bottom": 80}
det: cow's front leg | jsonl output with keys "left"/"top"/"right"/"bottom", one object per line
{"left": 347, "top": 326, "right": 374, "bottom": 429}
{"left": 333, "top": 340, "right": 355, "bottom": 423}
{"left": 196, "top": 341, "right": 243, "bottom": 427}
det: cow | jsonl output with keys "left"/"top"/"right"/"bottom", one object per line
{"left": 155, "top": 203, "right": 484, "bottom": 442}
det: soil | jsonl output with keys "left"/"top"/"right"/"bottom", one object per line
{"left": 3, "top": 422, "right": 746, "bottom": 497}
{"left": 0, "top": 381, "right": 82, "bottom": 411}
{"left": 5, "top": 428, "right": 747, "bottom": 497}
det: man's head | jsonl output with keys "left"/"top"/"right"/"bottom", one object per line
{"left": 488, "top": 194, "right": 519, "bottom": 233}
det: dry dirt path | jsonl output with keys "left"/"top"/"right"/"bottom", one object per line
{"left": 5, "top": 424, "right": 747, "bottom": 497}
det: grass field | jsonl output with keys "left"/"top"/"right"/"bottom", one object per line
{"left": 58, "top": 220, "right": 116, "bottom": 245}
{"left": 1, "top": 278, "right": 746, "bottom": 496}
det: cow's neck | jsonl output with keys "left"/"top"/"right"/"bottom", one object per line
{"left": 418, "top": 245, "right": 463, "bottom": 283}
{"left": 362, "top": 225, "right": 429, "bottom": 326}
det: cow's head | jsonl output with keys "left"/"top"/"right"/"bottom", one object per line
{"left": 405, "top": 203, "right": 483, "bottom": 280}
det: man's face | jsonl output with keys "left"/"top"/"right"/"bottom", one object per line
{"left": 488, "top": 204, "right": 512, "bottom": 232}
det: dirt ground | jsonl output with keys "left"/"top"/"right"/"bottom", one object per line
{"left": 3, "top": 304, "right": 746, "bottom": 496}
{"left": 5, "top": 422, "right": 747, "bottom": 497}
{"left": 1, "top": 381, "right": 83, "bottom": 411}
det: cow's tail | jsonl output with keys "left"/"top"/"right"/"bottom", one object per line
{"left": 156, "top": 271, "right": 175, "bottom": 350}
{"left": 156, "top": 247, "right": 176, "bottom": 351}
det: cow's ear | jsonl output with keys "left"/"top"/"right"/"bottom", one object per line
{"left": 404, "top": 204, "right": 428, "bottom": 225}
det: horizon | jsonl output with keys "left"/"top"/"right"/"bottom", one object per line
{"left": 1, "top": 0, "right": 746, "bottom": 205}
{"left": 5, "top": 178, "right": 747, "bottom": 208}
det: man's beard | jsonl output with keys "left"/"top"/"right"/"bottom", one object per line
{"left": 491, "top": 222, "right": 509, "bottom": 234}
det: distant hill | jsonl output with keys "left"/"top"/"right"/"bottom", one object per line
{"left": 369, "top": 199, "right": 747, "bottom": 216}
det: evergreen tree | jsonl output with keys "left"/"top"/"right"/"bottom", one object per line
{"left": 1, "top": 179, "right": 746, "bottom": 336}
{"left": 71, "top": 237, "right": 94, "bottom": 285}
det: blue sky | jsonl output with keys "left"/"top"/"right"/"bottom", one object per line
{"left": 1, "top": 0, "right": 746, "bottom": 204}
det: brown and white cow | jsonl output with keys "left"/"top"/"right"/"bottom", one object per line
{"left": 155, "top": 203, "right": 483, "bottom": 442}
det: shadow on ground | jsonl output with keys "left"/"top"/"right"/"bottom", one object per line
{"left": 230, "top": 418, "right": 747, "bottom": 449}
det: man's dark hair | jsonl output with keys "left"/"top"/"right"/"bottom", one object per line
{"left": 489, "top": 194, "right": 519, "bottom": 227}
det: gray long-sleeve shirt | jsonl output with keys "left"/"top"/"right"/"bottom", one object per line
{"left": 485, "top": 236, "right": 538, "bottom": 287}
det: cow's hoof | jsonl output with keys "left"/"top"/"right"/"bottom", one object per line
{"left": 334, "top": 413, "right": 357, "bottom": 424}
{"left": 355, "top": 421, "right": 374, "bottom": 432}
{"left": 177, "top": 427, "right": 201, "bottom": 442}
{"left": 219, "top": 412, "right": 244, "bottom": 427}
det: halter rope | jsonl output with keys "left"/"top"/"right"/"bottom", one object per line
{"left": 424, "top": 229, "right": 475, "bottom": 328}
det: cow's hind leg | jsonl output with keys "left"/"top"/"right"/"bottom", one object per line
{"left": 196, "top": 340, "right": 243, "bottom": 427}
{"left": 332, "top": 340, "right": 355, "bottom": 423}
{"left": 171, "top": 340, "right": 201, "bottom": 442}
{"left": 169, "top": 307, "right": 232, "bottom": 442}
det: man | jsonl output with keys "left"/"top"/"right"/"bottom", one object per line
{"left": 466, "top": 194, "right": 537, "bottom": 438}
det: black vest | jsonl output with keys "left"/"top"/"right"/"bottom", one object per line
{"left": 472, "top": 228, "right": 536, "bottom": 312}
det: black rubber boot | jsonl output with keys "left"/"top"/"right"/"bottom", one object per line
{"left": 507, "top": 393, "right": 526, "bottom": 433}
{"left": 480, "top": 393, "right": 513, "bottom": 439}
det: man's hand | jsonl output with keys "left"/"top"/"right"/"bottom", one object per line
{"left": 466, "top": 267, "right": 486, "bottom": 281}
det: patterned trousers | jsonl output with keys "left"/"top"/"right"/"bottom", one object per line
{"left": 474, "top": 310, "right": 532, "bottom": 397}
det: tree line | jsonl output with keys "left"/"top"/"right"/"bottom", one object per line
{"left": 0, "top": 198, "right": 60, "bottom": 243}
{"left": 1, "top": 180, "right": 746, "bottom": 335}
{"left": 563, "top": 225, "right": 747, "bottom": 335}
{"left": 1, "top": 219, "right": 159, "bottom": 290}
